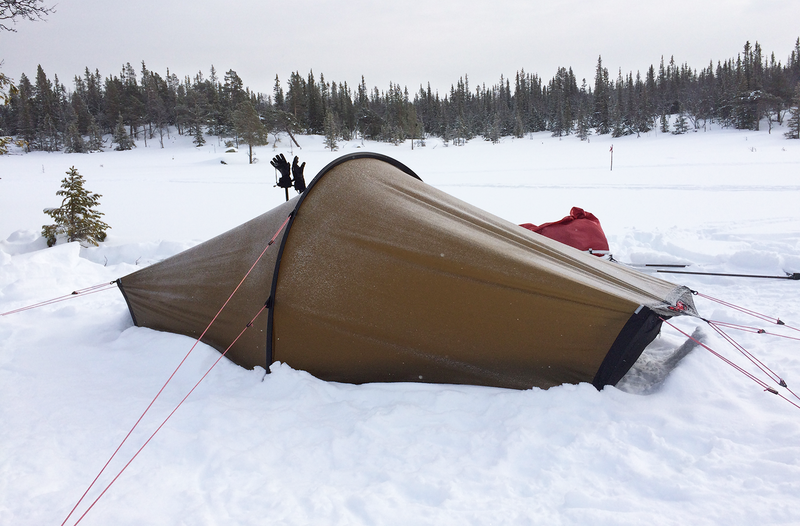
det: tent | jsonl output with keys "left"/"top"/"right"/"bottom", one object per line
{"left": 117, "top": 153, "right": 697, "bottom": 390}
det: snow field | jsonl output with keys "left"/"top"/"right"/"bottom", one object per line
{"left": 1, "top": 125, "right": 800, "bottom": 525}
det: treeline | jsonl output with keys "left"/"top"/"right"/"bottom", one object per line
{"left": 2, "top": 38, "right": 800, "bottom": 154}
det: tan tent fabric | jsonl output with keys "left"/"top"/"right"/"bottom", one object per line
{"left": 118, "top": 198, "right": 296, "bottom": 369}
{"left": 118, "top": 153, "right": 696, "bottom": 390}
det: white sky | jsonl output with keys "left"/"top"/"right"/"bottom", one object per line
{"left": 1, "top": 0, "right": 799, "bottom": 97}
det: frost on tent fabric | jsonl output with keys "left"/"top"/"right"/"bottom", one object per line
{"left": 117, "top": 153, "right": 697, "bottom": 391}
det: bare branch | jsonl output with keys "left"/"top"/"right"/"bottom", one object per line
{"left": 0, "top": 0, "right": 56, "bottom": 32}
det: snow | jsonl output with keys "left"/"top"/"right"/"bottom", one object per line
{"left": 2, "top": 126, "right": 800, "bottom": 525}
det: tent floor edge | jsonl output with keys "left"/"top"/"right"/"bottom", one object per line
{"left": 592, "top": 306, "right": 663, "bottom": 390}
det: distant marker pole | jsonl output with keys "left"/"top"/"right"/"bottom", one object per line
{"left": 609, "top": 144, "right": 613, "bottom": 171}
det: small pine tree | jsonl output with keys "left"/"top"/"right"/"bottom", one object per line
{"left": 64, "top": 123, "right": 86, "bottom": 153}
{"left": 576, "top": 102, "right": 591, "bottom": 141}
{"left": 488, "top": 113, "right": 501, "bottom": 144}
{"left": 232, "top": 101, "right": 268, "bottom": 164}
{"left": 672, "top": 112, "right": 690, "bottom": 135}
{"left": 611, "top": 110, "right": 627, "bottom": 138}
{"left": 113, "top": 114, "right": 133, "bottom": 151}
{"left": 513, "top": 113, "right": 525, "bottom": 139}
{"left": 323, "top": 109, "right": 338, "bottom": 151}
{"left": 0, "top": 70, "right": 12, "bottom": 154}
{"left": 414, "top": 121, "right": 426, "bottom": 148}
{"left": 442, "top": 126, "right": 452, "bottom": 147}
{"left": 659, "top": 113, "right": 670, "bottom": 133}
{"left": 42, "top": 166, "right": 110, "bottom": 247}
{"left": 785, "top": 87, "right": 800, "bottom": 140}
{"left": 42, "top": 114, "right": 58, "bottom": 152}
{"left": 86, "top": 115, "right": 105, "bottom": 151}
{"left": 192, "top": 122, "right": 206, "bottom": 147}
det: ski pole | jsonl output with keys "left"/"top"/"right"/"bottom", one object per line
{"left": 657, "top": 270, "right": 800, "bottom": 280}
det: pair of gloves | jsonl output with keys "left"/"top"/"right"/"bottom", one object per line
{"left": 271, "top": 154, "right": 306, "bottom": 193}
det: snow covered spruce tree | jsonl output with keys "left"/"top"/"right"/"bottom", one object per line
{"left": 192, "top": 122, "right": 206, "bottom": 147}
{"left": 86, "top": 115, "right": 105, "bottom": 151}
{"left": 786, "top": 87, "right": 800, "bottom": 140}
{"left": 113, "top": 114, "right": 133, "bottom": 150}
{"left": 42, "top": 166, "right": 110, "bottom": 247}
{"left": 0, "top": 70, "right": 15, "bottom": 154}
{"left": 323, "top": 109, "right": 339, "bottom": 151}
{"left": 64, "top": 123, "right": 86, "bottom": 153}
{"left": 232, "top": 101, "right": 268, "bottom": 164}
{"left": 672, "top": 111, "right": 690, "bottom": 135}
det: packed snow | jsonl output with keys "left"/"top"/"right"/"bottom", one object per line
{"left": 1, "top": 125, "right": 799, "bottom": 525}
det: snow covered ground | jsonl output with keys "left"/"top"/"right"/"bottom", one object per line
{"left": 1, "top": 125, "right": 800, "bottom": 525}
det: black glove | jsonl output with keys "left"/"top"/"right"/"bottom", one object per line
{"left": 271, "top": 154, "right": 293, "bottom": 188}
{"left": 292, "top": 156, "right": 307, "bottom": 193}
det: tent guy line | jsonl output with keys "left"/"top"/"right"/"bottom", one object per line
{"left": 707, "top": 321, "right": 793, "bottom": 392}
{"left": 697, "top": 292, "right": 800, "bottom": 331}
{"left": 0, "top": 282, "right": 117, "bottom": 317}
{"left": 702, "top": 319, "right": 800, "bottom": 341}
{"left": 60, "top": 214, "right": 292, "bottom": 526}
{"left": 65, "top": 302, "right": 271, "bottom": 526}
{"left": 662, "top": 318, "right": 800, "bottom": 411}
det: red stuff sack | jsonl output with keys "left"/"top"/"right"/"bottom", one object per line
{"left": 519, "top": 207, "right": 609, "bottom": 255}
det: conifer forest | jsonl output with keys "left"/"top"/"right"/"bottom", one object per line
{"left": 2, "top": 38, "right": 800, "bottom": 154}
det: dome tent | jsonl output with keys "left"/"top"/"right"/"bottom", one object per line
{"left": 117, "top": 153, "right": 697, "bottom": 390}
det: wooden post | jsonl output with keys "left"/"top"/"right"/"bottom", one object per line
{"left": 610, "top": 144, "right": 613, "bottom": 171}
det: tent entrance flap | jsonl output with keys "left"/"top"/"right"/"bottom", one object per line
{"left": 592, "top": 306, "right": 663, "bottom": 389}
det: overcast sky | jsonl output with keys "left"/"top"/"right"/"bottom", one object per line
{"left": 2, "top": 0, "right": 799, "bottom": 96}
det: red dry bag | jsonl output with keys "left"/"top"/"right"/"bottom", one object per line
{"left": 519, "top": 207, "right": 609, "bottom": 255}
